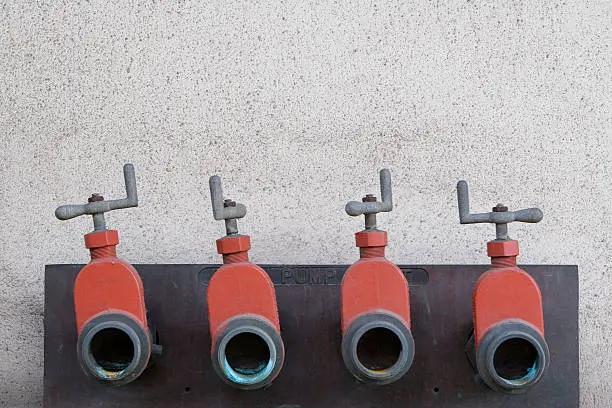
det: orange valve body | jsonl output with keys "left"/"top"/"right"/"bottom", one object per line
{"left": 341, "top": 230, "right": 414, "bottom": 385}
{"left": 473, "top": 240, "right": 544, "bottom": 349}
{"left": 207, "top": 235, "right": 284, "bottom": 389}
{"left": 75, "top": 230, "right": 148, "bottom": 335}
{"left": 342, "top": 231, "right": 410, "bottom": 333}
{"left": 73, "top": 230, "right": 152, "bottom": 385}
{"left": 471, "top": 239, "right": 549, "bottom": 394}
{"left": 208, "top": 236, "right": 281, "bottom": 343}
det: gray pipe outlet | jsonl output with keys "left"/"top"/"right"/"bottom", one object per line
{"left": 476, "top": 320, "right": 549, "bottom": 394}
{"left": 211, "top": 316, "right": 284, "bottom": 390}
{"left": 342, "top": 313, "right": 414, "bottom": 385}
{"left": 77, "top": 313, "right": 151, "bottom": 386}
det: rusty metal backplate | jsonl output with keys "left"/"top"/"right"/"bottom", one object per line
{"left": 44, "top": 264, "right": 579, "bottom": 408}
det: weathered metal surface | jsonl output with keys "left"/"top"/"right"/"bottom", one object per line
{"left": 44, "top": 264, "right": 579, "bottom": 408}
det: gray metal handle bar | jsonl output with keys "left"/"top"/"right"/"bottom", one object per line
{"left": 209, "top": 175, "right": 246, "bottom": 236}
{"left": 55, "top": 164, "right": 138, "bottom": 221}
{"left": 345, "top": 169, "right": 393, "bottom": 216}
{"left": 457, "top": 180, "right": 543, "bottom": 240}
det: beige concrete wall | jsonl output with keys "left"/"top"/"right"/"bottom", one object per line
{"left": 1, "top": 1, "right": 610, "bottom": 406}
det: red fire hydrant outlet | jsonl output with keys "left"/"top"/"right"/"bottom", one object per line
{"left": 341, "top": 169, "right": 414, "bottom": 385}
{"left": 55, "top": 164, "right": 152, "bottom": 386}
{"left": 457, "top": 181, "right": 549, "bottom": 394}
{"left": 206, "top": 176, "right": 284, "bottom": 390}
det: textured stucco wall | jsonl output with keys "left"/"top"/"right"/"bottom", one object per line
{"left": 0, "top": 1, "right": 610, "bottom": 406}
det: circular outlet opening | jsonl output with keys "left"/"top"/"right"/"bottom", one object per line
{"left": 356, "top": 327, "right": 402, "bottom": 372}
{"left": 90, "top": 328, "right": 135, "bottom": 373}
{"left": 493, "top": 337, "right": 539, "bottom": 383}
{"left": 223, "top": 332, "right": 273, "bottom": 384}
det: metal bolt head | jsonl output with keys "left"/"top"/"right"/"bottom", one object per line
{"left": 492, "top": 203, "right": 508, "bottom": 212}
{"left": 362, "top": 194, "right": 377, "bottom": 202}
{"left": 223, "top": 199, "right": 236, "bottom": 207}
{"left": 88, "top": 193, "right": 104, "bottom": 203}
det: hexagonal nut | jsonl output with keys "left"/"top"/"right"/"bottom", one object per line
{"left": 216, "top": 235, "right": 251, "bottom": 255}
{"left": 487, "top": 240, "right": 519, "bottom": 257}
{"left": 84, "top": 230, "right": 119, "bottom": 249}
{"left": 355, "top": 231, "right": 388, "bottom": 248}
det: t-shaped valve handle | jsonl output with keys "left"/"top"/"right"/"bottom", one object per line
{"left": 457, "top": 180, "right": 543, "bottom": 240}
{"left": 55, "top": 164, "right": 138, "bottom": 232}
{"left": 345, "top": 169, "right": 393, "bottom": 231}
{"left": 209, "top": 175, "right": 247, "bottom": 236}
